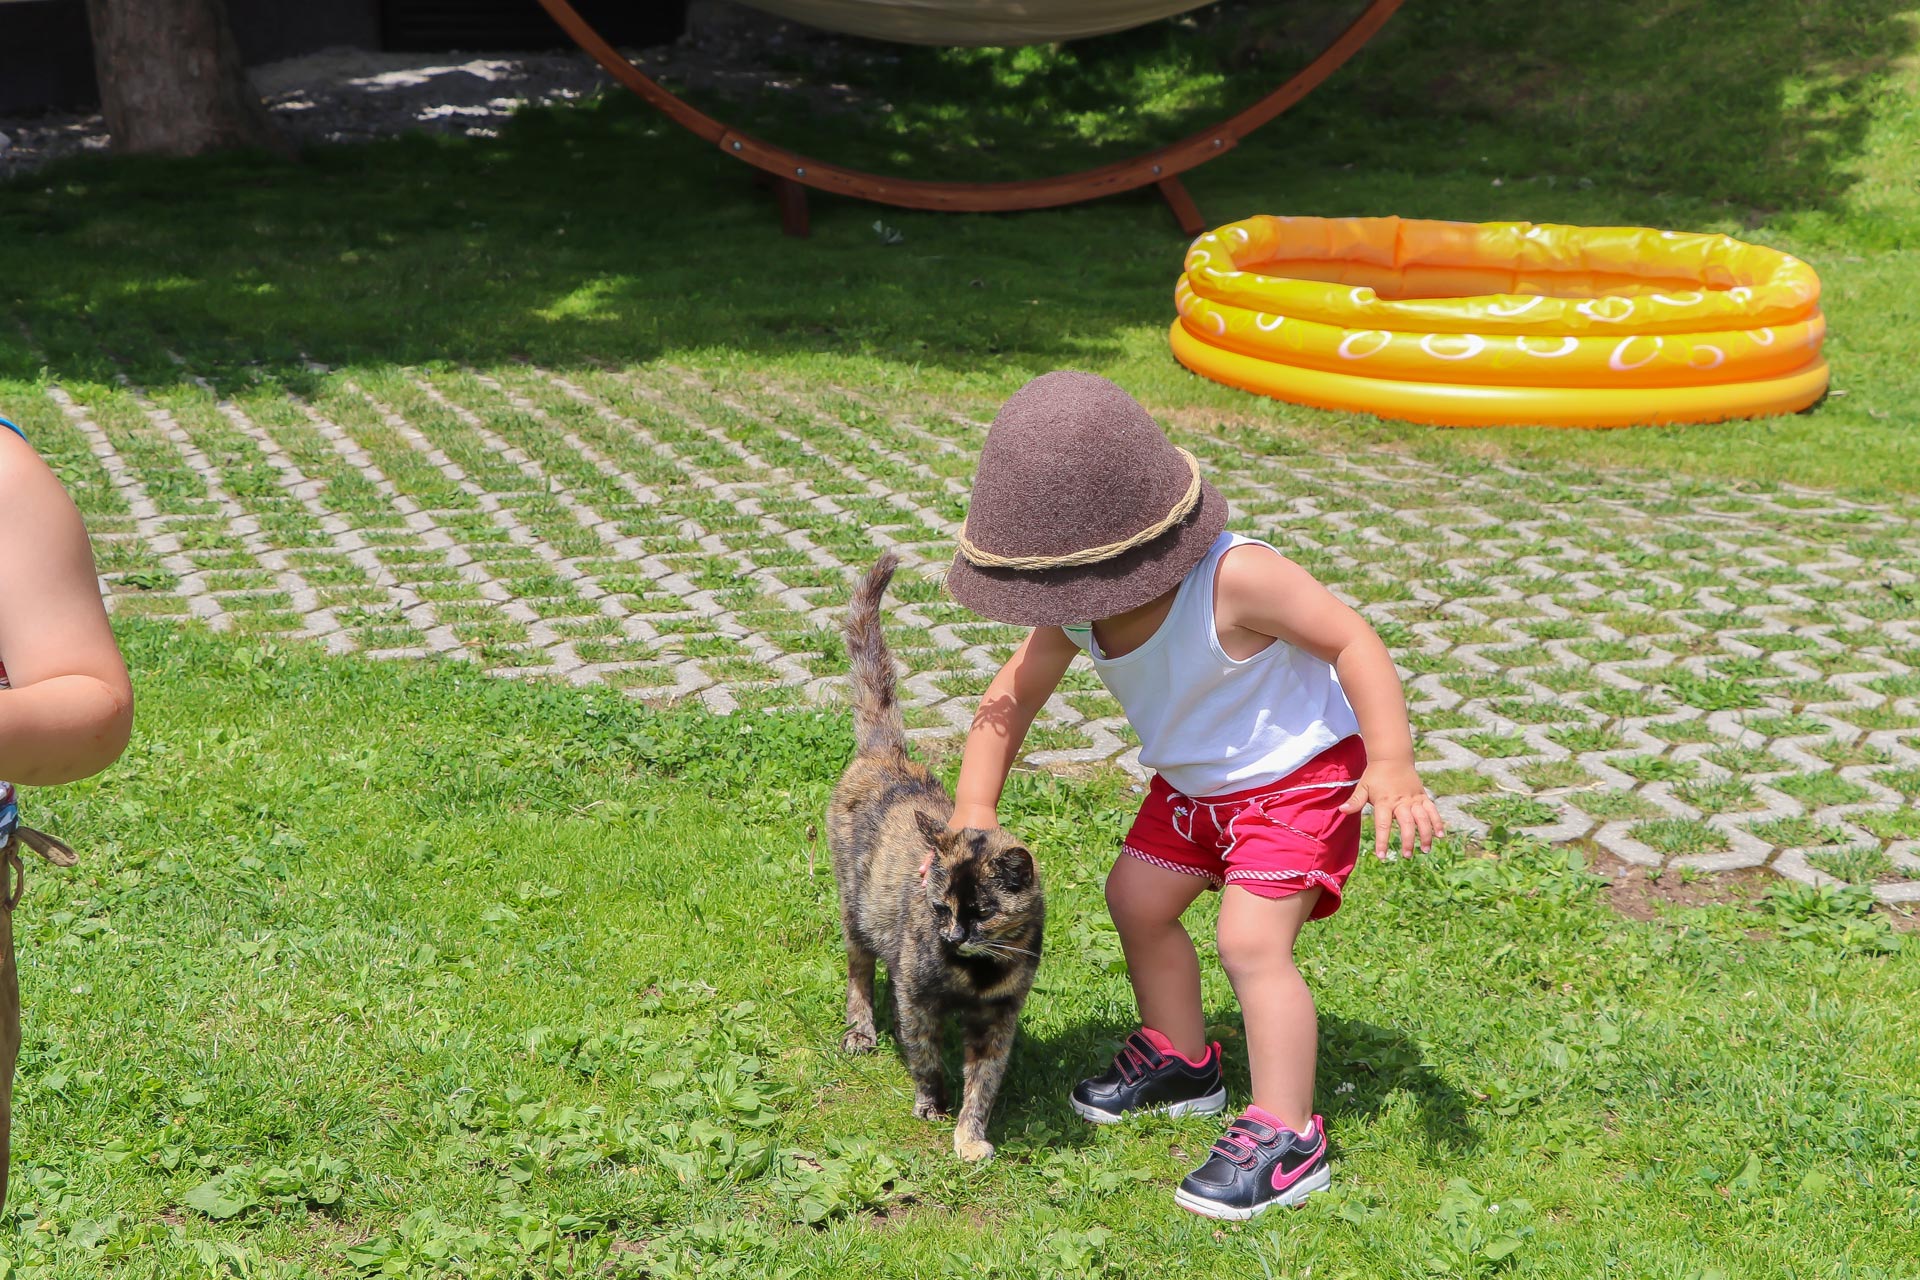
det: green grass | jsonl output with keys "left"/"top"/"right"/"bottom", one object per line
{"left": 3, "top": 1, "right": 1920, "bottom": 490}
{"left": 4, "top": 4, "right": 1920, "bottom": 1273}
{"left": 4, "top": 621, "right": 1916, "bottom": 1277}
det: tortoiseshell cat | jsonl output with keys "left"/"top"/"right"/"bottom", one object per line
{"left": 827, "top": 553, "right": 1044, "bottom": 1162}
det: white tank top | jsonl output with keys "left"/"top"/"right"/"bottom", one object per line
{"left": 1062, "top": 532, "right": 1360, "bottom": 798}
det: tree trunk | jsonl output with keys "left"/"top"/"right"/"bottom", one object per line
{"left": 83, "top": 0, "right": 283, "bottom": 156}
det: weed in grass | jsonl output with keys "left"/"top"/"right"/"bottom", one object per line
{"left": 1401, "top": 650, "right": 1467, "bottom": 676}
{"left": 1854, "top": 807, "right": 1920, "bottom": 841}
{"left": 1808, "top": 846, "right": 1896, "bottom": 885}
{"left": 1749, "top": 816, "right": 1853, "bottom": 848}
{"left": 1467, "top": 795, "right": 1562, "bottom": 828}
{"left": 1484, "top": 644, "right": 1552, "bottom": 669}
{"left": 1630, "top": 818, "right": 1730, "bottom": 856}
{"left": 1773, "top": 771, "right": 1872, "bottom": 808}
{"left": 1809, "top": 737, "right": 1892, "bottom": 768}
{"left": 1025, "top": 724, "right": 1096, "bottom": 753}
{"left": 1744, "top": 713, "right": 1831, "bottom": 738}
{"left": 1764, "top": 882, "right": 1902, "bottom": 954}
{"left": 1456, "top": 731, "right": 1531, "bottom": 759}
{"left": 1417, "top": 709, "right": 1483, "bottom": 733}
{"left": 1703, "top": 744, "right": 1788, "bottom": 775}
{"left": 1872, "top": 767, "right": 1920, "bottom": 799}
{"left": 1709, "top": 656, "right": 1777, "bottom": 683}
{"left": 1675, "top": 777, "right": 1762, "bottom": 814}
{"left": 1514, "top": 760, "right": 1595, "bottom": 791}
{"left": 1642, "top": 718, "right": 1725, "bottom": 745}
{"left": 1617, "top": 755, "right": 1698, "bottom": 783}
{"left": 181, "top": 1156, "right": 350, "bottom": 1222}
{"left": 1806, "top": 651, "right": 1888, "bottom": 677}
{"left": 1489, "top": 698, "right": 1589, "bottom": 725}
{"left": 1781, "top": 677, "right": 1853, "bottom": 705}
{"left": 1585, "top": 687, "right": 1670, "bottom": 719}
{"left": 1426, "top": 768, "right": 1498, "bottom": 797}
{"left": 1662, "top": 672, "right": 1767, "bottom": 712}
{"left": 1838, "top": 704, "right": 1920, "bottom": 731}
{"left": 1445, "top": 675, "right": 1532, "bottom": 702}
{"left": 1546, "top": 724, "right": 1625, "bottom": 754}
{"left": 1568, "top": 641, "right": 1642, "bottom": 665}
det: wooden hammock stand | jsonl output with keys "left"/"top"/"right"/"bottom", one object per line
{"left": 532, "top": 0, "right": 1403, "bottom": 237}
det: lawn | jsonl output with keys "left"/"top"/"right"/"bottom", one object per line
{"left": 0, "top": 1, "right": 1916, "bottom": 489}
{"left": 4, "top": 622, "right": 1915, "bottom": 1277}
{"left": 2, "top": 0, "right": 1919, "bottom": 1274}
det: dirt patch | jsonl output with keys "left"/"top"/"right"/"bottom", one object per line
{"left": 1591, "top": 850, "right": 1771, "bottom": 920}
{"left": 1596, "top": 850, "right": 1920, "bottom": 934}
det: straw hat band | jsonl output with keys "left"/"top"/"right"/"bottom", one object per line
{"left": 955, "top": 448, "right": 1203, "bottom": 571}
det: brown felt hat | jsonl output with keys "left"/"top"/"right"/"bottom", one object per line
{"left": 946, "top": 371, "right": 1227, "bottom": 627}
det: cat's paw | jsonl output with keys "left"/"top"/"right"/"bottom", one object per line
{"left": 913, "top": 1094, "right": 951, "bottom": 1121}
{"left": 953, "top": 1134, "right": 995, "bottom": 1163}
{"left": 841, "top": 1025, "right": 877, "bottom": 1054}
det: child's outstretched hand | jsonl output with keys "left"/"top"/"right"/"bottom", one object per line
{"left": 1340, "top": 760, "right": 1443, "bottom": 859}
{"left": 921, "top": 805, "right": 1001, "bottom": 877}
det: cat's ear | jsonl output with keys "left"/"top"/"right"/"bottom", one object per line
{"left": 913, "top": 810, "right": 950, "bottom": 853}
{"left": 991, "top": 846, "right": 1034, "bottom": 893}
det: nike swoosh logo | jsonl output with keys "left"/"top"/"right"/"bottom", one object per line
{"left": 1271, "top": 1134, "right": 1327, "bottom": 1192}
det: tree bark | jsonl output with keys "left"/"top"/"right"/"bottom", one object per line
{"left": 83, "top": 0, "right": 283, "bottom": 156}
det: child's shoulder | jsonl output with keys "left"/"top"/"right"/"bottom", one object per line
{"left": 1213, "top": 537, "right": 1337, "bottom": 631}
{"left": 0, "top": 425, "right": 65, "bottom": 510}
{"left": 1215, "top": 536, "right": 1300, "bottom": 585}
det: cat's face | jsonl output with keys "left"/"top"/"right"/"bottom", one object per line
{"left": 913, "top": 813, "right": 1041, "bottom": 959}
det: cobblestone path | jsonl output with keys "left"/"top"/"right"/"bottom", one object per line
{"left": 12, "top": 361, "right": 1917, "bottom": 901}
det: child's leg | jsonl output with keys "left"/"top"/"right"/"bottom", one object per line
{"left": 1104, "top": 854, "right": 1213, "bottom": 1059}
{"left": 1215, "top": 884, "right": 1322, "bottom": 1133}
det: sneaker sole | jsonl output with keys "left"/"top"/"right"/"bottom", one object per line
{"left": 1069, "top": 1086, "right": 1228, "bottom": 1125}
{"left": 1173, "top": 1164, "right": 1332, "bottom": 1220}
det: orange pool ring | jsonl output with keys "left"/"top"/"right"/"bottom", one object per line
{"left": 1170, "top": 216, "right": 1829, "bottom": 428}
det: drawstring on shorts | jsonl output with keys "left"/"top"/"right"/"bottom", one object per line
{"left": 1167, "top": 778, "right": 1359, "bottom": 858}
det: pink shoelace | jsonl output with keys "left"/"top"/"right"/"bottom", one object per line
{"left": 1112, "top": 1032, "right": 1162, "bottom": 1083}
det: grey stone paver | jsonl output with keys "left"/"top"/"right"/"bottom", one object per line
{"left": 19, "top": 359, "right": 1919, "bottom": 903}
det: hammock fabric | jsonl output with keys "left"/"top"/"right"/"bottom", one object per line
{"left": 534, "top": 0, "right": 1402, "bottom": 235}
{"left": 733, "top": 0, "right": 1216, "bottom": 47}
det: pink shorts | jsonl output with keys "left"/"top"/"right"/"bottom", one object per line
{"left": 1121, "top": 736, "right": 1367, "bottom": 919}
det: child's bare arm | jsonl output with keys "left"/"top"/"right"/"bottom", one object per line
{"left": 0, "top": 432, "right": 134, "bottom": 785}
{"left": 948, "top": 625, "right": 1079, "bottom": 832}
{"left": 1215, "top": 543, "right": 1441, "bottom": 859}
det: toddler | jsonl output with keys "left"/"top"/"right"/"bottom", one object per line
{"left": 940, "top": 373, "right": 1439, "bottom": 1219}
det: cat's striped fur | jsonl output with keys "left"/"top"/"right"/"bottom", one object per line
{"left": 827, "top": 553, "right": 1044, "bottom": 1162}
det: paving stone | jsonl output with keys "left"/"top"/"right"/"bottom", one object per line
{"left": 22, "top": 360, "right": 1920, "bottom": 902}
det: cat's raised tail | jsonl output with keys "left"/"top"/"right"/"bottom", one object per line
{"left": 844, "top": 552, "right": 907, "bottom": 758}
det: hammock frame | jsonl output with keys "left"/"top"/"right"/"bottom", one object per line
{"left": 534, "top": 0, "right": 1403, "bottom": 236}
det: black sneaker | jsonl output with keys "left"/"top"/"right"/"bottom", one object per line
{"left": 1068, "top": 1028, "right": 1227, "bottom": 1124}
{"left": 1174, "top": 1111, "right": 1330, "bottom": 1220}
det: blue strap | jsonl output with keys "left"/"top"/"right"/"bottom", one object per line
{"left": 0, "top": 782, "right": 16, "bottom": 849}
{"left": 0, "top": 417, "right": 23, "bottom": 442}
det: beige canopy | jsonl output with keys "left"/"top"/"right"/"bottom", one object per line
{"left": 733, "top": 0, "right": 1218, "bottom": 46}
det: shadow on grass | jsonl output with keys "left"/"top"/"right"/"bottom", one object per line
{"left": 694, "top": 0, "right": 1915, "bottom": 214}
{"left": 999, "top": 1011, "right": 1475, "bottom": 1155}
{"left": 0, "top": 0, "right": 1910, "bottom": 392}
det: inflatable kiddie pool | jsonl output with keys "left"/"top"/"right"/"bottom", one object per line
{"left": 1170, "top": 216, "right": 1828, "bottom": 428}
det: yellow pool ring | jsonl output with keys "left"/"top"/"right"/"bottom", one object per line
{"left": 1171, "top": 216, "right": 1829, "bottom": 428}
